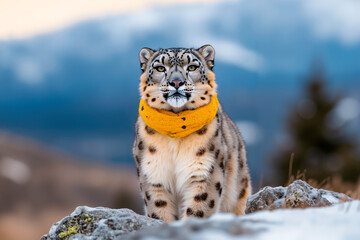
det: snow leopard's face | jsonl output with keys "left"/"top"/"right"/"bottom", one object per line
{"left": 138, "top": 45, "right": 217, "bottom": 112}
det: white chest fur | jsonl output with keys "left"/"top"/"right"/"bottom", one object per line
{"left": 138, "top": 118, "right": 217, "bottom": 196}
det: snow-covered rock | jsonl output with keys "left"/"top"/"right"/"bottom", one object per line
{"left": 40, "top": 206, "right": 164, "bottom": 240}
{"left": 41, "top": 181, "right": 356, "bottom": 240}
{"left": 246, "top": 180, "right": 351, "bottom": 213}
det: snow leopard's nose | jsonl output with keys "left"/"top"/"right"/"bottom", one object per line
{"left": 169, "top": 70, "right": 185, "bottom": 89}
{"left": 170, "top": 79, "right": 184, "bottom": 89}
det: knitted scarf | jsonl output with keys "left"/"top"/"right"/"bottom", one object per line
{"left": 139, "top": 94, "right": 219, "bottom": 138}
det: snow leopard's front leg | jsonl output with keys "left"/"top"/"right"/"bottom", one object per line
{"left": 141, "top": 180, "right": 178, "bottom": 222}
{"left": 133, "top": 132, "right": 178, "bottom": 223}
{"left": 179, "top": 143, "right": 224, "bottom": 220}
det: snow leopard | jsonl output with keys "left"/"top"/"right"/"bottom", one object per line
{"left": 133, "top": 45, "right": 251, "bottom": 222}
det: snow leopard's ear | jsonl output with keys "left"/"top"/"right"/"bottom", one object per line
{"left": 139, "top": 47, "right": 155, "bottom": 72}
{"left": 197, "top": 45, "right": 215, "bottom": 70}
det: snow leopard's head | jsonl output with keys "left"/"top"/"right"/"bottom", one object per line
{"left": 138, "top": 45, "right": 217, "bottom": 112}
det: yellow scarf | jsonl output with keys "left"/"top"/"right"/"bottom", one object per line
{"left": 139, "top": 94, "right": 219, "bottom": 138}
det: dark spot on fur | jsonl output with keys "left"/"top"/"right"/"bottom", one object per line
{"left": 135, "top": 155, "right": 140, "bottom": 165}
{"left": 197, "top": 127, "right": 207, "bottom": 135}
{"left": 149, "top": 145, "right": 157, "bottom": 153}
{"left": 215, "top": 182, "right": 221, "bottom": 191}
{"left": 191, "top": 100, "right": 195, "bottom": 103}
{"left": 138, "top": 141, "right": 144, "bottom": 150}
{"left": 196, "top": 148, "right": 206, "bottom": 156}
{"left": 204, "top": 91, "right": 208, "bottom": 95}
{"left": 201, "top": 97, "right": 206, "bottom": 100}
{"left": 195, "top": 211, "right": 204, "bottom": 218}
{"left": 194, "top": 193, "right": 208, "bottom": 202}
{"left": 209, "top": 143, "right": 215, "bottom": 151}
{"left": 146, "top": 93, "right": 150, "bottom": 97}
{"left": 151, "top": 213, "right": 160, "bottom": 219}
{"left": 240, "top": 159, "right": 244, "bottom": 168}
{"left": 161, "top": 101, "right": 165, "bottom": 104}
{"left": 241, "top": 177, "right": 249, "bottom": 188}
{"left": 152, "top": 183, "right": 162, "bottom": 187}
{"left": 136, "top": 168, "right": 140, "bottom": 177}
{"left": 209, "top": 200, "right": 215, "bottom": 208}
{"left": 141, "top": 106, "right": 144, "bottom": 111}
{"left": 174, "top": 215, "right": 179, "bottom": 220}
{"left": 143, "top": 86, "right": 147, "bottom": 91}
{"left": 219, "top": 188, "right": 223, "bottom": 196}
{"left": 214, "top": 129, "right": 219, "bottom": 137}
{"left": 145, "top": 125, "right": 155, "bottom": 135}
{"left": 181, "top": 117, "right": 186, "bottom": 121}
{"left": 239, "top": 189, "right": 246, "bottom": 199}
{"left": 151, "top": 98, "right": 156, "bottom": 102}
{"left": 186, "top": 208, "right": 194, "bottom": 216}
{"left": 209, "top": 165, "right": 214, "bottom": 174}
{"left": 145, "top": 191, "right": 151, "bottom": 200}
{"left": 182, "top": 125, "right": 186, "bottom": 129}
{"left": 155, "top": 200, "right": 167, "bottom": 207}
{"left": 219, "top": 161, "right": 224, "bottom": 169}
{"left": 215, "top": 149, "right": 220, "bottom": 159}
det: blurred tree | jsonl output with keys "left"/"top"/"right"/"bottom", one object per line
{"left": 272, "top": 68, "right": 360, "bottom": 185}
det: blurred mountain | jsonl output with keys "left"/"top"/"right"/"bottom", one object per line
{"left": 0, "top": 1, "right": 359, "bottom": 185}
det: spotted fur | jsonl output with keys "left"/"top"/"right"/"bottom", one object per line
{"left": 133, "top": 45, "right": 251, "bottom": 222}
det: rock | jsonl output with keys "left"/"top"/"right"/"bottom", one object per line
{"left": 40, "top": 206, "right": 164, "bottom": 240}
{"left": 246, "top": 180, "right": 351, "bottom": 213}
{"left": 245, "top": 186, "right": 286, "bottom": 213}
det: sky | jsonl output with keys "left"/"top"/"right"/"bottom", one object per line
{"left": 0, "top": 0, "right": 221, "bottom": 40}
{"left": 1, "top": 0, "right": 360, "bottom": 44}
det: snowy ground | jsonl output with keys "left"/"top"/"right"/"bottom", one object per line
{"left": 135, "top": 200, "right": 360, "bottom": 240}
{"left": 241, "top": 200, "right": 360, "bottom": 240}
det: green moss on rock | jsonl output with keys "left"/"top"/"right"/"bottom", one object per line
{"left": 57, "top": 213, "right": 96, "bottom": 240}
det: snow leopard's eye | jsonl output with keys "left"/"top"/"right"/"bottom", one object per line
{"left": 155, "top": 66, "right": 165, "bottom": 72}
{"left": 187, "top": 65, "right": 198, "bottom": 71}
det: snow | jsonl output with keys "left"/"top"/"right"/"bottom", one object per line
{"left": 190, "top": 201, "right": 360, "bottom": 240}
{"left": 322, "top": 192, "right": 342, "bottom": 204}
{"left": 208, "top": 213, "right": 236, "bottom": 222}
